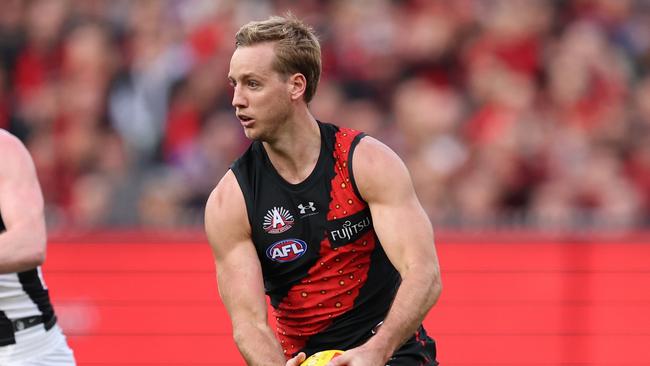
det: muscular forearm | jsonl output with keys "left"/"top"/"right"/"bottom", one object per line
{"left": 233, "top": 321, "right": 287, "bottom": 366}
{"left": 363, "top": 265, "right": 441, "bottom": 360}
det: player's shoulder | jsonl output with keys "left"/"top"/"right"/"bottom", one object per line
{"left": 0, "top": 129, "right": 25, "bottom": 150}
{"left": 205, "top": 169, "right": 251, "bottom": 244}
{"left": 206, "top": 170, "right": 243, "bottom": 211}
{"left": 0, "top": 130, "right": 32, "bottom": 170}
{"left": 205, "top": 169, "right": 249, "bottom": 227}
{"left": 352, "top": 136, "right": 411, "bottom": 201}
{"left": 354, "top": 135, "right": 405, "bottom": 170}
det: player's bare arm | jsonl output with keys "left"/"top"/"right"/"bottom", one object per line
{"left": 0, "top": 130, "right": 47, "bottom": 273}
{"left": 206, "top": 170, "right": 302, "bottom": 366}
{"left": 332, "top": 137, "right": 442, "bottom": 365}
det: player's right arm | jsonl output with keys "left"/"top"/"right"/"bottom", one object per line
{"left": 205, "top": 170, "right": 305, "bottom": 366}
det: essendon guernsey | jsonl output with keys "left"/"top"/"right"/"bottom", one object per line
{"left": 231, "top": 121, "right": 401, "bottom": 357}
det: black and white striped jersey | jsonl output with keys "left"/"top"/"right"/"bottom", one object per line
{"left": 0, "top": 213, "right": 57, "bottom": 346}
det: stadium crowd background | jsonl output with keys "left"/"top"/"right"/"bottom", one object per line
{"left": 1, "top": 0, "right": 649, "bottom": 231}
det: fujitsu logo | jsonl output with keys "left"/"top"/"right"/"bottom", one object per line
{"left": 263, "top": 207, "right": 294, "bottom": 234}
{"left": 330, "top": 216, "right": 371, "bottom": 242}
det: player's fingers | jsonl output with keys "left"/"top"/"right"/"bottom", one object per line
{"left": 326, "top": 353, "right": 348, "bottom": 366}
{"left": 286, "top": 352, "right": 307, "bottom": 366}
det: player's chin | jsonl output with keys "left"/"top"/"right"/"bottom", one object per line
{"left": 242, "top": 127, "right": 261, "bottom": 140}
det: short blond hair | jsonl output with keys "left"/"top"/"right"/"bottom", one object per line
{"left": 235, "top": 15, "right": 321, "bottom": 103}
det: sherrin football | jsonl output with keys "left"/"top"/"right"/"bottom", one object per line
{"left": 300, "top": 350, "right": 345, "bottom": 366}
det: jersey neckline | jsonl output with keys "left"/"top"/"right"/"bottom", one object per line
{"left": 258, "top": 121, "right": 328, "bottom": 192}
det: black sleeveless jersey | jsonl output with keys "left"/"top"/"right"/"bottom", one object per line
{"left": 231, "top": 122, "right": 401, "bottom": 357}
{"left": 0, "top": 210, "right": 57, "bottom": 346}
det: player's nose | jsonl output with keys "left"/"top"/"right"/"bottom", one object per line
{"left": 232, "top": 86, "right": 248, "bottom": 109}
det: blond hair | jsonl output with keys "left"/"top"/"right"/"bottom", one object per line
{"left": 235, "top": 15, "right": 321, "bottom": 103}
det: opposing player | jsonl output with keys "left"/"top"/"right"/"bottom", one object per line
{"left": 205, "top": 15, "right": 441, "bottom": 365}
{"left": 0, "top": 129, "right": 76, "bottom": 365}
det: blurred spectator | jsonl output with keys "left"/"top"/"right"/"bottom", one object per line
{"left": 108, "top": 0, "right": 192, "bottom": 165}
{"left": 1, "top": 0, "right": 649, "bottom": 230}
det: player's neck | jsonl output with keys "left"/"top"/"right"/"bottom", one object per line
{"left": 262, "top": 112, "right": 321, "bottom": 185}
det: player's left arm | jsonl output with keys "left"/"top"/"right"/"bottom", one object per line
{"left": 0, "top": 130, "right": 47, "bottom": 273}
{"left": 332, "top": 136, "right": 442, "bottom": 365}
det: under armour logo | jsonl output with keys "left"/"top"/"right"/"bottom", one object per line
{"left": 298, "top": 202, "right": 316, "bottom": 214}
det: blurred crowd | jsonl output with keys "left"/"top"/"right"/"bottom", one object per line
{"left": 1, "top": 0, "right": 649, "bottom": 230}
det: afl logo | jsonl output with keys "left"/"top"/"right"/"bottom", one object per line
{"left": 263, "top": 206, "right": 294, "bottom": 234}
{"left": 266, "top": 239, "right": 307, "bottom": 262}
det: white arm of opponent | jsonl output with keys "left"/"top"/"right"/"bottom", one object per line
{"left": 0, "top": 130, "right": 47, "bottom": 273}
{"left": 330, "top": 137, "right": 442, "bottom": 366}
{"left": 205, "top": 170, "right": 306, "bottom": 366}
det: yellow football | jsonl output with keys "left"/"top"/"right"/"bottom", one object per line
{"left": 300, "top": 350, "right": 345, "bottom": 366}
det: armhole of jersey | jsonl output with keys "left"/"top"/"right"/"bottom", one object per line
{"left": 229, "top": 167, "right": 255, "bottom": 227}
{"left": 347, "top": 132, "right": 367, "bottom": 203}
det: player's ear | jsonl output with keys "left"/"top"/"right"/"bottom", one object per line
{"left": 288, "top": 73, "right": 307, "bottom": 101}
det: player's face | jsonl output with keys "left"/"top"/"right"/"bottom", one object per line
{"left": 228, "top": 42, "right": 293, "bottom": 141}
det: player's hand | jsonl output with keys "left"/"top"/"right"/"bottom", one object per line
{"left": 326, "top": 345, "right": 388, "bottom": 366}
{"left": 286, "top": 352, "right": 306, "bottom": 366}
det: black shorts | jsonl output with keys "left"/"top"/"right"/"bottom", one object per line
{"left": 387, "top": 326, "right": 438, "bottom": 366}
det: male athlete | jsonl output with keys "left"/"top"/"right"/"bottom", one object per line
{"left": 0, "top": 129, "right": 76, "bottom": 365}
{"left": 205, "top": 15, "right": 441, "bottom": 366}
